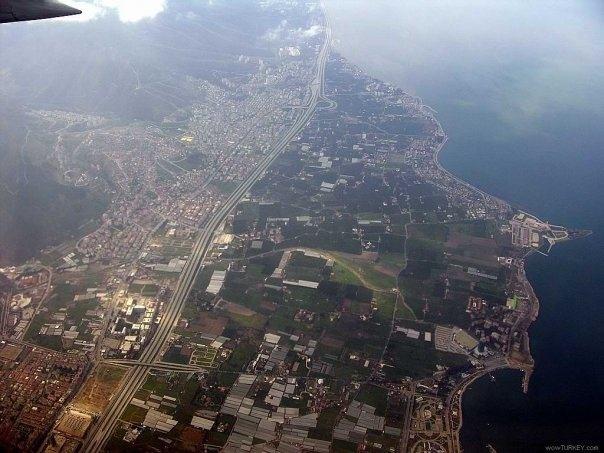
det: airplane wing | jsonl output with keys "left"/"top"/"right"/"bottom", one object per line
{"left": 0, "top": 0, "right": 81, "bottom": 24}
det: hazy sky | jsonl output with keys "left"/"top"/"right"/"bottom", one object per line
{"left": 324, "top": 0, "right": 604, "bottom": 130}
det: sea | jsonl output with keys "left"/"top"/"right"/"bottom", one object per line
{"left": 324, "top": 1, "right": 604, "bottom": 451}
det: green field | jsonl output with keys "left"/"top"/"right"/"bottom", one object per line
{"left": 384, "top": 335, "right": 468, "bottom": 380}
{"left": 378, "top": 252, "right": 406, "bottom": 270}
{"left": 374, "top": 292, "right": 396, "bottom": 322}
{"left": 128, "top": 282, "right": 160, "bottom": 297}
{"left": 329, "top": 252, "right": 397, "bottom": 291}
{"left": 227, "top": 311, "right": 266, "bottom": 330}
{"left": 121, "top": 404, "right": 147, "bottom": 424}
{"left": 331, "top": 262, "right": 363, "bottom": 285}
{"left": 222, "top": 342, "right": 258, "bottom": 372}
{"left": 355, "top": 384, "right": 388, "bottom": 416}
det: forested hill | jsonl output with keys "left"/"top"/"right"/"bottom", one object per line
{"left": 0, "top": 102, "right": 108, "bottom": 264}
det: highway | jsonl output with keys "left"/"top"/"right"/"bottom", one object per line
{"left": 104, "top": 359, "right": 206, "bottom": 373}
{"left": 81, "top": 17, "right": 331, "bottom": 453}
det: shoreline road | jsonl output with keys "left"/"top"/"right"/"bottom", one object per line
{"left": 81, "top": 15, "right": 331, "bottom": 453}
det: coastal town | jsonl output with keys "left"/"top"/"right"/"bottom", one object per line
{"left": 0, "top": 1, "right": 591, "bottom": 452}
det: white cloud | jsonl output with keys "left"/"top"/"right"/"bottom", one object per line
{"left": 60, "top": 0, "right": 166, "bottom": 23}
{"left": 301, "top": 25, "right": 322, "bottom": 38}
{"left": 263, "top": 19, "right": 288, "bottom": 41}
{"left": 98, "top": 0, "right": 166, "bottom": 22}
{"left": 263, "top": 20, "right": 323, "bottom": 42}
{"left": 54, "top": 1, "right": 104, "bottom": 22}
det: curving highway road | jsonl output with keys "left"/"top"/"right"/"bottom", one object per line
{"left": 81, "top": 15, "right": 331, "bottom": 453}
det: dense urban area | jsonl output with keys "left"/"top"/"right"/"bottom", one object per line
{"left": 0, "top": 1, "right": 589, "bottom": 452}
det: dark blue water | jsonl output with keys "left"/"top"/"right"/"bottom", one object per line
{"left": 325, "top": 1, "right": 604, "bottom": 450}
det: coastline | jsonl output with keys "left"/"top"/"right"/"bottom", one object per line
{"left": 426, "top": 106, "right": 542, "bottom": 447}
{"left": 427, "top": 111, "right": 512, "bottom": 213}
{"left": 323, "top": 4, "right": 545, "bottom": 449}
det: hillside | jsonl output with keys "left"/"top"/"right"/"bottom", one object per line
{"left": 0, "top": 102, "right": 108, "bottom": 264}
{"left": 0, "top": 0, "right": 291, "bottom": 264}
